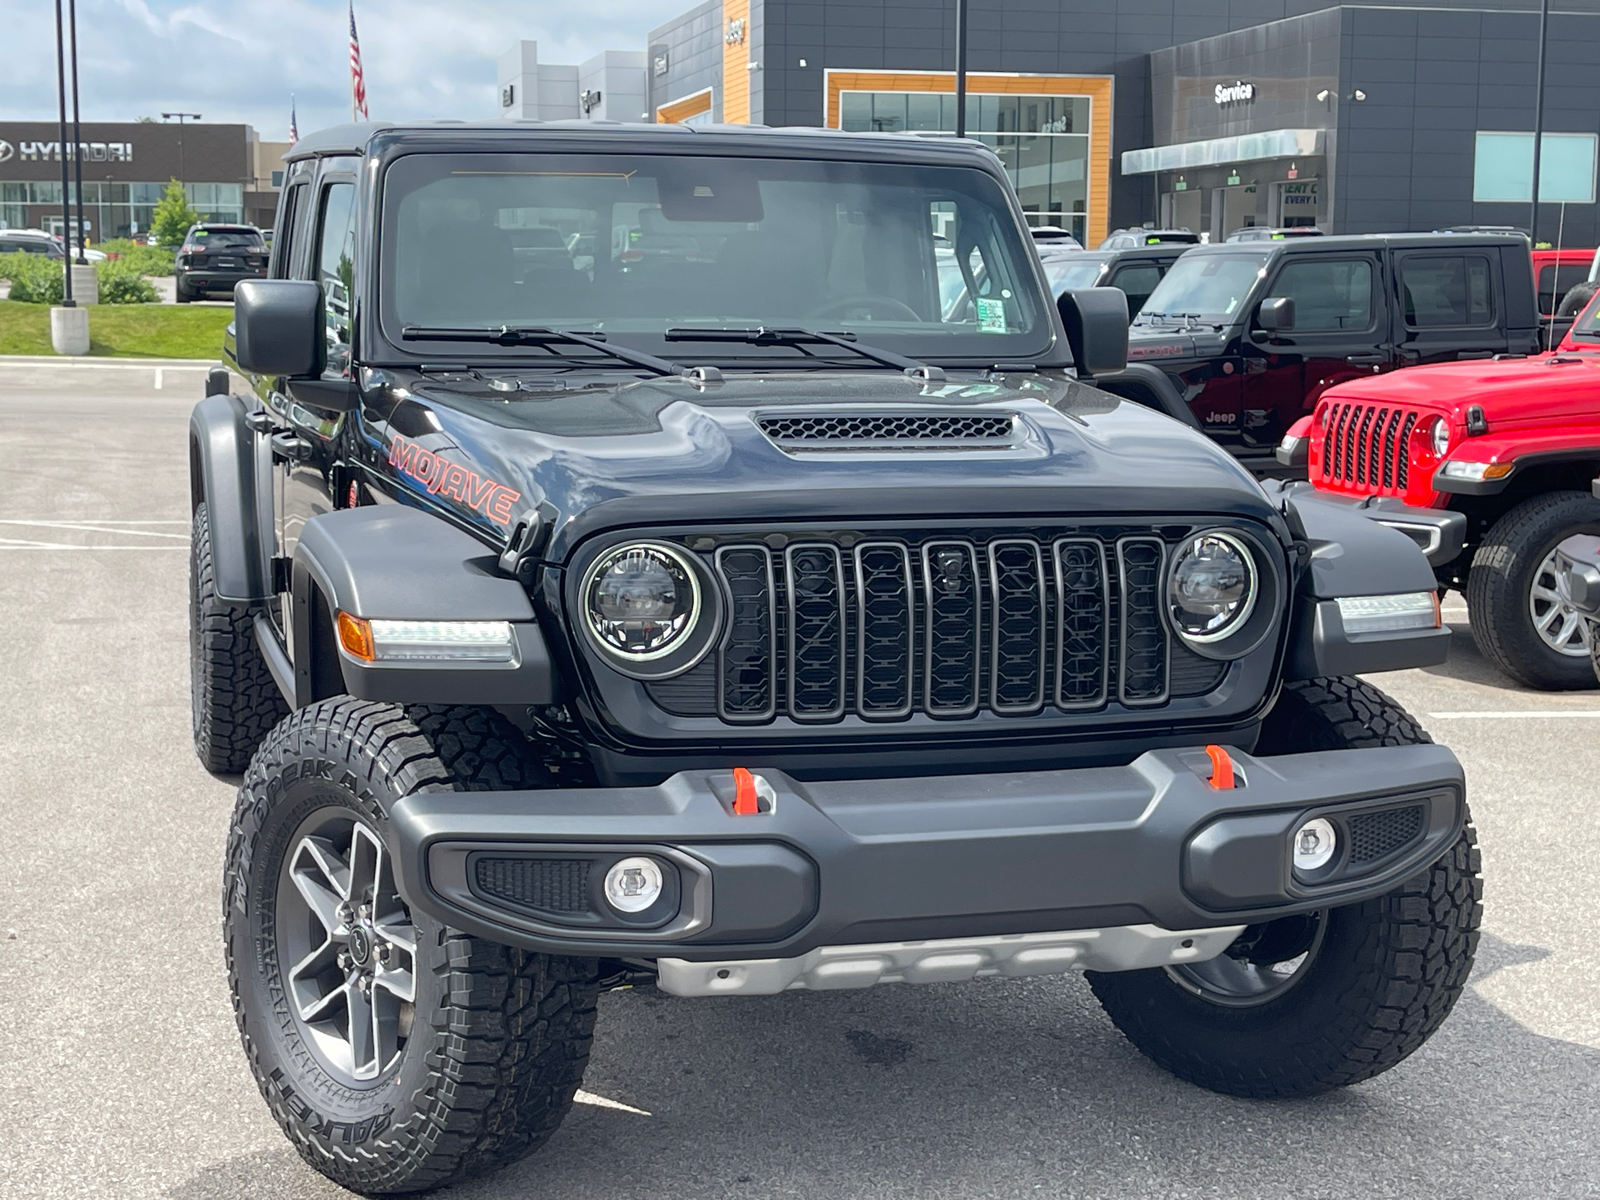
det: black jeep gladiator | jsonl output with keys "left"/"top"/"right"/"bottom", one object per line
{"left": 190, "top": 121, "right": 1481, "bottom": 1195}
{"left": 1095, "top": 232, "right": 1540, "bottom": 472}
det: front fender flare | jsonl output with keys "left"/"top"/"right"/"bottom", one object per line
{"left": 188, "top": 393, "right": 271, "bottom": 604}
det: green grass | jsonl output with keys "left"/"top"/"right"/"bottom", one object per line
{"left": 0, "top": 299, "right": 232, "bottom": 359}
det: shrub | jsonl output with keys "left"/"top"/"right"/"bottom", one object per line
{"left": 96, "top": 258, "right": 158, "bottom": 304}
{"left": 4, "top": 254, "right": 64, "bottom": 304}
{"left": 98, "top": 238, "right": 176, "bottom": 277}
{"left": 151, "top": 179, "right": 200, "bottom": 249}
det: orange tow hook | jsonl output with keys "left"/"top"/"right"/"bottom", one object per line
{"left": 1204, "top": 744, "right": 1236, "bottom": 789}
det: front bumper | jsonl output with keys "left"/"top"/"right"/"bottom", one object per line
{"left": 1285, "top": 485, "right": 1466, "bottom": 567}
{"left": 388, "top": 743, "right": 1465, "bottom": 963}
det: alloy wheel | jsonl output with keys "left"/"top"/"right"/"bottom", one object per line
{"left": 276, "top": 811, "right": 418, "bottom": 1084}
{"left": 1529, "top": 546, "right": 1592, "bottom": 657}
{"left": 1166, "top": 912, "right": 1326, "bottom": 1008}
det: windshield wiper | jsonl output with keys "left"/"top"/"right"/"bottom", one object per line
{"left": 664, "top": 326, "right": 944, "bottom": 380}
{"left": 401, "top": 325, "right": 689, "bottom": 377}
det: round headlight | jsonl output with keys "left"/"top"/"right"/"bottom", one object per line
{"left": 1168, "top": 532, "right": 1257, "bottom": 643}
{"left": 1429, "top": 416, "right": 1451, "bottom": 458}
{"left": 583, "top": 543, "right": 700, "bottom": 660}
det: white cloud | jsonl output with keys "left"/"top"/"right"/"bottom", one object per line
{"left": 0, "top": 0, "right": 689, "bottom": 140}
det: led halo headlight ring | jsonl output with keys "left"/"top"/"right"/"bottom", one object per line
{"left": 578, "top": 540, "right": 723, "bottom": 681}
{"left": 1165, "top": 529, "right": 1260, "bottom": 647}
{"left": 1429, "top": 416, "right": 1451, "bottom": 458}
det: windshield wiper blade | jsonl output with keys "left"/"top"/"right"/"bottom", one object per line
{"left": 401, "top": 325, "right": 687, "bottom": 377}
{"left": 664, "top": 326, "right": 944, "bottom": 380}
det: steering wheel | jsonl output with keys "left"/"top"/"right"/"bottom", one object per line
{"left": 809, "top": 294, "right": 924, "bottom": 323}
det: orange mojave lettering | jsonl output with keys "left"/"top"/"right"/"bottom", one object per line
{"left": 386, "top": 433, "right": 522, "bottom": 526}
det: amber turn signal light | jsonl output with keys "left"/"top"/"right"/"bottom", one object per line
{"left": 337, "top": 611, "right": 375, "bottom": 661}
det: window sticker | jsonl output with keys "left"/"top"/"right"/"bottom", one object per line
{"left": 976, "top": 297, "right": 1009, "bottom": 333}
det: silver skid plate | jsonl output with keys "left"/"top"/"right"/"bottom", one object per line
{"left": 654, "top": 923, "right": 1246, "bottom": 997}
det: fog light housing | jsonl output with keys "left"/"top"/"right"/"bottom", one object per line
{"left": 1293, "top": 818, "right": 1337, "bottom": 873}
{"left": 604, "top": 857, "right": 664, "bottom": 913}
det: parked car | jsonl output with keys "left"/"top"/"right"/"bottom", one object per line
{"left": 1092, "top": 232, "right": 1540, "bottom": 472}
{"left": 1098, "top": 227, "right": 1201, "bottom": 250}
{"left": 191, "top": 118, "right": 1478, "bottom": 1195}
{"left": 1029, "top": 225, "right": 1084, "bottom": 249}
{"left": 174, "top": 223, "right": 268, "bottom": 302}
{"left": 0, "top": 230, "right": 63, "bottom": 258}
{"left": 1276, "top": 283, "right": 1600, "bottom": 689}
{"left": 1227, "top": 227, "right": 1324, "bottom": 242}
{"left": 1037, "top": 244, "right": 1189, "bottom": 317}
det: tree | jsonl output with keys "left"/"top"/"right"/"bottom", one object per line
{"left": 151, "top": 178, "right": 200, "bottom": 248}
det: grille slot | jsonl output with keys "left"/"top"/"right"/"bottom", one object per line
{"left": 923, "top": 541, "right": 983, "bottom": 716}
{"left": 855, "top": 543, "right": 915, "bottom": 717}
{"left": 785, "top": 543, "right": 847, "bottom": 720}
{"left": 1054, "top": 538, "right": 1110, "bottom": 709}
{"left": 989, "top": 540, "right": 1048, "bottom": 713}
{"left": 716, "top": 546, "right": 776, "bottom": 720}
{"left": 1117, "top": 537, "right": 1169, "bottom": 705}
{"left": 758, "top": 412, "right": 1016, "bottom": 445}
{"left": 1347, "top": 805, "right": 1426, "bottom": 864}
{"left": 473, "top": 857, "right": 591, "bottom": 914}
{"left": 1317, "top": 401, "right": 1424, "bottom": 497}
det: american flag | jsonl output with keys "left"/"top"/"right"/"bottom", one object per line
{"left": 289, "top": 96, "right": 298, "bottom": 144}
{"left": 348, "top": 1, "right": 368, "bottom": 121}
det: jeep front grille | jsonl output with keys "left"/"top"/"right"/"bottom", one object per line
{"left": 1314, "top": 401, "right": 1423, "bottom": 497}
{"left": 648, "top": 532, "right": 1233, "bottom": 723}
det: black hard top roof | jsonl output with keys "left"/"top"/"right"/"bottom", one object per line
{"left": 1187, "top": 232, "right": 1528, "bottom": 253}
{"left": 284, "top": 120, "right": 1001, "bottom": 164}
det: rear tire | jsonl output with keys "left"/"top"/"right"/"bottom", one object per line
{"left": 190, "top": 502, "right": 287, "bottom": 774}
{"left": 1467, "top": 491, "right": 1600, "bottom": 690}
{"left": 224, "top": 699, "right": 592, "bottom": 1195}
{"left": 1086, "top": 677, "right": 1482, "bottom": 1098}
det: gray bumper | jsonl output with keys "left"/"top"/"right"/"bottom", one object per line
{"left": 388, "top": 743, "right": 1465, "bottom": 962}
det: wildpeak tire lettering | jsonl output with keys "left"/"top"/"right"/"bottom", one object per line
{"left": 387, "top": 433, "right": 521, "bottom": 525}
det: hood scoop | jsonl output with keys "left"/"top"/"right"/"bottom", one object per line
{"left": 756, "top": 411, "right": 1019, "bottom": 450}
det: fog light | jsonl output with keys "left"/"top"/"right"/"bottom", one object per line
{"left": 1336, "top": 592, "right": 1440, "bottom": 635}
{"left": 1293, "top": 818, "right": 1337, "bottom": 872}
{"left": 604, "top": 857, "right": 664, "bottom": 913}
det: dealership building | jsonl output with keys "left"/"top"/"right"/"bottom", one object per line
{"left": 628, "top": 0, "right": 1600, "bottom": 247}
{"left": 0, "top": 121, "right": 290, "bottom": 241}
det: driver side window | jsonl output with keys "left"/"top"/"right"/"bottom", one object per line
{"left": 1265, "top": 259, "right": 1375, "bottom": 332}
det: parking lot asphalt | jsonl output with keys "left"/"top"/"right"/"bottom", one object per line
{"left": 1, "top": 360, "right": 1597, "bottom": 1200}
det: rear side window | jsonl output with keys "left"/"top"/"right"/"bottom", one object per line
{"left": 1267, "top": 258, "right": 1374, "bottom": 331}
{"left": 316, "top": 182, "right": 358, "bottom": 377}
{"left": 1108, "top": 263, "right": 1164, "bottom": 318}
{"left": 1537, "top": 262, "right": 1588, "bottom": 316}
{"left": 1401, "top": 255, "right": 1493, "bottom": 328}
{"left": 271, "top": 182, "right": 306, "bottom": 279}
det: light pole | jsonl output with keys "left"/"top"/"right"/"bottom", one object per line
{"left": 954, "top": 0, "right": 969, "bottom": 139}
{"left": 1528, "top": 0, "right": 1551, "bottom": 244}
{"left": 68, "top": 0, "right": 86, "bottom": 260}
{"left": 52, "top": 0, "right": 73, "bottom": 304}
{"left": 162, "top": 111, "right": 202, "bottom": 197}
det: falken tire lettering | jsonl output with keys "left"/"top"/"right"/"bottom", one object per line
{"left": 386, "top": 433, "right": 522, "bottom": 526}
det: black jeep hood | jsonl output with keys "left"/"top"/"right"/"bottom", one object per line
{"left": 358, "top": 369, "right": 1279, "bottom": 561}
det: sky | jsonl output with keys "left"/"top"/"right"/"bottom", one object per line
{"left": 1, "top": 0, "right": 688, "bottom": 140}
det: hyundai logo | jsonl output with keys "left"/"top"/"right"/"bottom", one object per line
{"left": 0, "top": 141, "right": 13, "bottom": 164}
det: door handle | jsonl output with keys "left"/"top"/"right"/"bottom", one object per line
{"left": 1345, "top": 354, "right": 1386, "bottom": 366}
{"left": 1456, "top": 350, "right": 1494, "bottom": 360}
{"left": 270, "top": 430, "right": 313, "bottom": 462}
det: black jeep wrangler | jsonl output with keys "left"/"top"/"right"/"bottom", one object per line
{"left": 190, "top": 121, "right": 1481, "bottom": 1195}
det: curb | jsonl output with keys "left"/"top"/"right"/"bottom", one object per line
{"left": 0, "top": 355, "right": 222, "bottom": 368}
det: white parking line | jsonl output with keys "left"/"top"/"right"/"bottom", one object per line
{"left": 1430, "top": 711, "right": 1600, "bottom": 719}
{"left": 572, "top": 1090, "right": 652, "bottom": 1116}
{"left": 0, "top": 520, "right": 187, "bottom": 540}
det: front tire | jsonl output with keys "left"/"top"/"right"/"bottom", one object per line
{"left": 1087, "top": 678, "right": 1482, "bottom": 1098}
{"left": 224, "top": 699, "right": 594, "bottom": 1195}
{"left": 190, "top": 502, "right": 287, "bottom": 774}
{"left": 1467, "top": 491, "right": 1600, "bottom": 690}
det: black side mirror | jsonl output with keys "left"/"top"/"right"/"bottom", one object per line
{"left": 1058, "top": 287, "right": 1129, "bottom": 377}
{"left": 234, "top": 279, "right": 325, "bottom": 378}
{"left": 1257, "top": 296, "right": 1296, "bottom": 333}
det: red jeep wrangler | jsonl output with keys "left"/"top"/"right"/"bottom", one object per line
{"left": 1279, "top": 286, "right": 1600, "bottom": 690}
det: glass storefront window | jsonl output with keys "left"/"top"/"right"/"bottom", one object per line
{"left": 840, "top": 91, "right": 1092, "bottom": 243}
{"left": 0, "top": 179, "right": 244, "bottom": 239}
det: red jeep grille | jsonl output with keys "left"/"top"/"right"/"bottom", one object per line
{"left": 1315, "top": 402, "right": 1421, "bottom": 497}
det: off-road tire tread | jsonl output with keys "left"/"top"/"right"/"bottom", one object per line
{"left": 1466, "top": 490, "right": 1600, "bottom": 690}
{"left": 1088, "top": 675, "right": 1481, "bottom": 1098}
{"left": 224, "top": 699, "right": 595, "bottom": 1195}
{"left": 191, "top": 503, "right": 287, "bottom": 773}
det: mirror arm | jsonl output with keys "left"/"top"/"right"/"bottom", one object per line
{"left": 286, "top": 378, "right": 360, "bottom": 413}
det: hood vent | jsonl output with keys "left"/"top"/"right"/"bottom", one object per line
{"left": 757, "top": 412, "right": 1018, "bottom": 448}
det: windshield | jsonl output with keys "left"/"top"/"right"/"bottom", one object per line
{"left": 189, "top": 229, "right": 262, "bottom": 249}
{"left": 1041, "top": 254, "right": 1108, "bottom": 295}
{"left": 379, "top": 152, "right": 1050, "bottom": 362}
{"left": 1133, "top": 251, "right": 1269, "bottom": 323}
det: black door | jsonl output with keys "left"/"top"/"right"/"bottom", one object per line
{"left": 1392, "top": 250, "right": 1506, "bottom": 367}
{"left": 1239, "top": 252, "right": 1388, "bottom": 450}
